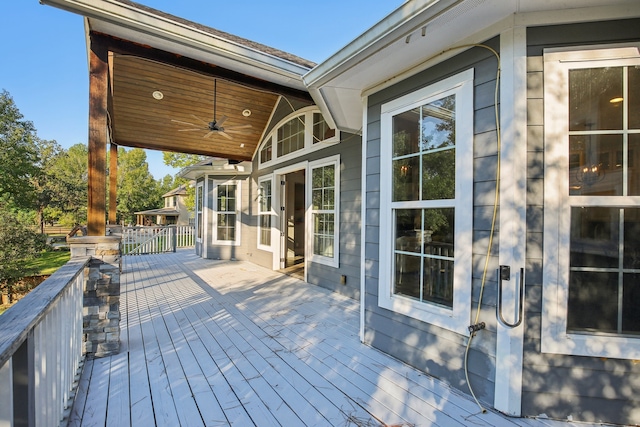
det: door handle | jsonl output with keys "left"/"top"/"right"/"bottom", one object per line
{"left": 497, "top": 266, "right": 524, "bottom": 328}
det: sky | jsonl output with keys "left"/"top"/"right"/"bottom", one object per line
{"left": 0, "top": 0, "right": 400, "bottom": 179}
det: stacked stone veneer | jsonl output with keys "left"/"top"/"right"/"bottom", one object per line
{"left": 68, "top": 236, "right": 121, "bottom": 358}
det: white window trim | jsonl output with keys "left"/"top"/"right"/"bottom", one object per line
{"left": 257, "top": 174, "right": 275, "bottom": 252}
{"left": 378, "top": 68, "right": 474, "bottom": 335}
{"left": 258, "top": 107, "right": 339, "bottom": 170}
{"left": 542, "top": 44, "right": 640, "bottom": 359}
{"left": 212, "top": 179, "right": 241, "bottom": 246}
{"left": 195, "top": 181, "right": 204, "bottom": 244}
{"left": 307, "top": 155, "right": 340, "bottom": 268}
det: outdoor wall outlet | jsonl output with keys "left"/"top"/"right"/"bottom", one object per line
{"left": 340, "top": 275, "right": 347, "bottom": 285}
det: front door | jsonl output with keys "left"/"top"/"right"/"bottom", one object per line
{"left": 279, "top": 169, "right": 306, "bottom": 276}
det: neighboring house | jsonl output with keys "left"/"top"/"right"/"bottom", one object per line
{"left": 41, "top": 0, "right": 640, "bottom": 424}
{"left": 134, "top": 185, "right": 191, "bottom": 226}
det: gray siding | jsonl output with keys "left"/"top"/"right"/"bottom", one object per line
{"left": 252, "top": 134, "right": 363, "bottom": 299}
{"left": 364, "top": 39, "right": 501, "bottom": 405}
{"left": 522, "top": 20, "right": 640, "bottom": 425}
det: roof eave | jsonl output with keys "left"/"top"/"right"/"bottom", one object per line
{"left": 40, "top": 0, "right": 311, "bottom": 90}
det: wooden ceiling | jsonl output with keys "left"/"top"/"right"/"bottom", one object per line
{"left": 110, "top": 54, "right": 281, "bottom": 161}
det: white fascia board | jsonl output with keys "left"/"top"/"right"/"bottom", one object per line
{"left": 40, "top": 0, "right": 310, "bottom": 90}
{"left": 303, "top": 0, "right": 455, "bottom": 89}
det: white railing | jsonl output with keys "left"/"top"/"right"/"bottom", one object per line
{"left": 0, "top": 257, "right": 87, "bottom": 427}
{"left": 121, "top": 225, "right": 195, "bottom": 255}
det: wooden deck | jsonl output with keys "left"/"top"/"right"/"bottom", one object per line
{"left": 68, "top": 250, "right": 598, "bottom": 427}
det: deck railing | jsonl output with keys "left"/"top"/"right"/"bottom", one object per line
{"left": 0, "top": 257, "right": 87, "bottom": 427}
{"left": 121, "top": 225, "right": 195, "bottom": 255}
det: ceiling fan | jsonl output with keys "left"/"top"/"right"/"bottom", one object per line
{"left": 172, "top": 79, "right": 252, "bottom": 140}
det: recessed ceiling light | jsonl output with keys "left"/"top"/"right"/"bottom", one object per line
{"left": 152, "top": 91, "right": 164, "bottom": 100}
{"left": 242, "top": 109, "right": 251, "bottom": 117}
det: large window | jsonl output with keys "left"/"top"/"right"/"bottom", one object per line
{"left": 258, "top": 176, "right": 273, "bottom": 249}
{"left": 213, "top": 181, "right": 241, "bottom": 245}
{"left": 309, "top": 156, "right": 340, "bottom": 267}
{"left": 259, "top": 108, "right": 338, "bottom": 168}
{"left": 542, "top": 45, "right": 640, "bottom": 359}
{"left": 379, "top": 69, "right": 473, "bottom": 334}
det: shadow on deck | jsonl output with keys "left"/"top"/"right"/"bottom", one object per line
{"left": 68, "top": 250, "right": 600, "bottom": 427}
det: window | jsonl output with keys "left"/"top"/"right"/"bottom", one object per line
{"left": 277, "top": 116, "right": 305, "bottom": 157}
{"left": 378, "top": 69, "right": 474, "bottom": 334}
{"left": 213, "top": 181, "right": 241, "bottom": 245}
{"left": 196, "top": 183, "right": 203, "bottom": 241}
{"left": 313, "top": 112, "right": 335, "bottom": 143}
{"left": 309, "top": 156, "right": 339, "bottom": 267}
{"left": 258, "top": 176, "right": 273, "bottom": 249}
{"left": 542, "top": 45, "right": 640, "bottom": 359}
{"left": 259, "top": 108, "right": 339, "bottom": 168}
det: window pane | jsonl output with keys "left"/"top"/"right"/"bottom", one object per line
{"left": 217, "top": 213, "right": 235, "bottom": 241}
{"left": 277, "top": 116, "right": 305, "bottom": 156}
{"left": 421, "top": 95, "right": 455, "bottom": 151}
{"left": 393, "top": 157, "right": 420, "bottom": 202}
{"left": 570, "top": 207, "right": 619, "bottom": 268}
{"left": 313, "top": 113, "right": 335, "bottom": 142}
{"left": 630, "top": 66, "right": 640, "bottom": 130}
{"left": 260, "top": 139, "right": 272, "bottom": 163}
{"left": 260, "top": 215, "right": 271, "bottom": 246}
{"left": 623, "top": 273, "right": 640, "bottom": 334}
{"left": 569, "top": 134, "right": 622, "bottom": 196}
{"left": 422, "top": 148, "right": 455, "bottom": 200}
{"left": 423, "top": 257, "right": 453, "bottom": 307}
{"left": 629, "top": 134, "right": 640, "bottom": 195}
{"left": 313, "top": 213, "right": 334, "bottom": 257}
{"left": 425, "top": 208, "right": 455, "bottom": 249}
{"left": 569, "top": 67, "right": 623, "bottom": 131}
{"left": 395, "top": 209, "right": 421, "bottom": 253}
{"left": 567, "top": 271, "right": 618, "bottom": 333}
{"left": 259, "top": 181, "right": 271, "bottom": 212}
{"left": 394, "top": 253, "right": 421, "bottom": 299}
{"left": 623, "top": 208, "right": 640, "bottom": 269}
{"left": 393, "top": 108, "right": 420, "bottom": 156}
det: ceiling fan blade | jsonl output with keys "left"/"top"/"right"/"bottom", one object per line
{"left": 225, "top": 129, "right": 253, "bottom": 135}
{"left": 219, "top": 131, "right": 233, "bottom": 140}
{"left": 191, "top": 114, "right": 210, "bottom": 126}
{"left": 225, "top": 124, "right": 252, "bottom": 130}
{"left": 216, "top": 115, "right": 228, "bottom": 127}
{"left": 203, "top": 131, "right": 215, "bottom": 139}
{"left": 177, "top": 128, "right": 205, "bottom": 132}
{"left": 171, "top": 119, "right": 199, "bottom": 127}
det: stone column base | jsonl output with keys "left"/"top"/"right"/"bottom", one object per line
{"left": 68, "top": 236, "right": 121, "bottom": 358}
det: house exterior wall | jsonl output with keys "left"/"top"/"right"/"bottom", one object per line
{"left": 363, "top": 40, "right": 501, "bottom": 405}
{"left": 251, "top": 134, "right": 363, "bottom": 299}
{"left": 522, "top": 19, "right": 640, "bottom": 425}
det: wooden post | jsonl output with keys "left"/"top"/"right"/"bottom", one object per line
{"left": 109, "top": 144, "right": 118, "bottom": 225}
{"left": 88, "top": 36, "right": 108, "bottom": 236}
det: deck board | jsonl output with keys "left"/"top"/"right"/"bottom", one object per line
{"left": 67, "top": 250, "right": 607, "bottom": 427}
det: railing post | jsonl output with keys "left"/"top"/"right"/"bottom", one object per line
{"left": 172, "top": 226, "right": 177, "bottom": 252}
{"left": 68, "top": 236, "right": 122, "bottom": 358}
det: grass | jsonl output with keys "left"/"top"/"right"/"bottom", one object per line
{"left": 25, "top": 249, "right": 71, "bottom": 276}
{"left": 1, "top": 248, "right": 71, "bottom": 315}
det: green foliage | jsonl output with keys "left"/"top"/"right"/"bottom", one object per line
{"left": 0, "top": 203, "right": 47, "bottom": 293}
{"left": 117, "top": 148, "right": 162, "bottom": 224}
{"left": 163, "top": 152, "right": 207, "bottom": 169}
{"left": 0, "top": 90, "right": 39, "bottom": 209}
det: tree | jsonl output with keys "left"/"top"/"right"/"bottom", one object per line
{"left": 117, "top": 148, "right": 160, "bottom": 224}
{"left": 163, "top": 152, "right": 207, "bottom": 169}
{"left": 0, "top": 90, "right": 39, "bottom": 210}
